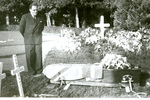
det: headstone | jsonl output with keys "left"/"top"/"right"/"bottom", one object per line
{"left": 94, "top": 16, "right": 110, "bottom": 39}
{"left": 11, "top": 54, "right": 25, "bottom": 97}
{"left": 0, "top": 62, "right": 6, "bottom": 96}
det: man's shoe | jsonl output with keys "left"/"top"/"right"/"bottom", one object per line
{"left": 33, "top": 74, "right": 42, "bottom": 77}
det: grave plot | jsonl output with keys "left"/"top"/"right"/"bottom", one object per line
{"left": 43, "top": 16, "right": 140, "bottom": 89}
{"left": 41, "top": 15, "right": 149, "bottom": 98}
{"left": 42, "top": 47, "right": 148, "bottom": 98}
{"left": 43, "top": 54, "right": 141, "bottom": 90}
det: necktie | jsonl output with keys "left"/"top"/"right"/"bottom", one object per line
{"left": 33, "top": 16, "right": 36, "bottom": 20}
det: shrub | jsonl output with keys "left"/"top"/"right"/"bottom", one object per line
{"left": 0, "top": 25, "right": 19, "bottom": 31}
{"left": 0, "top": 25, "right": 84, "bottom": 35}
{"left": 43, "top": 26, "right": 84, "bottom": 35}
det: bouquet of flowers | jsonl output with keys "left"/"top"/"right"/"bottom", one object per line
{"left": 100, "top": 54, "right": 132, "bottom": 69}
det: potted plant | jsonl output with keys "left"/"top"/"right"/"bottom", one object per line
{"left": 100, "top": 54, "right": 141, "bottom": 83}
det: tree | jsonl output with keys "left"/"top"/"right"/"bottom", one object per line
{"left": 33, "top": 0, "right": 55, "bottom": 26}
{"left": 36, "top": 0, "right": 79, "bottom": 27}
{"left": 0, "top": 0, "right": 113, "bottom": 27}
{"left": 34, "top": 0, "right": 107, "bottom": 28}
{"left": 0, "top": 0, "right": 32, "bottom": 25}
{"left": 113, "top": 0, "right": 150, "bottom": 31}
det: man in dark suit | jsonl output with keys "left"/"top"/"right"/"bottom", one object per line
{"left": 19, "top": 3, "right": 45, "bottom": 77}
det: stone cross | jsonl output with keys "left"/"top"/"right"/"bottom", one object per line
{"left": 0, "top": 62, "right": 6, "bottom": 97}
{"left": 11, "top": 54, "right": 25, "bottom": 97}
{"left": 94, "top": 16, "right": 110, "bottom": 39}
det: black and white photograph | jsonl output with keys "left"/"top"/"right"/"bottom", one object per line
{"left": 0, "top": 0, "right": 150, "bottom": 98}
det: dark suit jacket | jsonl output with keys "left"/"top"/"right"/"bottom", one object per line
{"left": 19, "top": 13, "right": 45, "bottom": 45}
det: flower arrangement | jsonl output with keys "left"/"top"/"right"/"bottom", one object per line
{"left": 78, "top": 27, "right": 114, "bottom": 55}
{"left": 138, "top": 27, "right": 150, "bottom": 50}
{"left": 58, "top": 27, "right": 145, "bottom": 70}
{"left": 60, "top": 28, "right": 76, "bottom": 39}
{"left": 78, "top": 28, "right": 143, "bottom": 55}
{"left": 106, "top": 29, "right": 142, "bottom": 53}
{"left": 59, "top": 27, "right": 149, "bottom": 56}
{"left": 78, "top": 27, "right": 100, "bottom": 45}
{"left": 60, "top": 28, "right": 81, "bottom": 53}
{"left": 100, "top": 54, "right": 132, "bottom": 69}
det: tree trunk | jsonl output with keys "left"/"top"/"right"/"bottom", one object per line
{"left": 82, "top": 20, "right": 86, "bottom": 28}
{"left": 46, "top": 13, "right": 51, "bottom": 26}
{"left": 82, "top": 8, "right": 87, "bottom": 28}
{"left": 75, "top": 7, "right": 79, "bottom": 28}
{"left": 52, "top": 18, "right": 55, "bottom": 26}
{"left": 6, "top": 13, "right": 10, "bottom": 25}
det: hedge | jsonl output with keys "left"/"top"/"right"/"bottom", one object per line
{"left": 0, "top": 25, "right": 85, "bottom": 35}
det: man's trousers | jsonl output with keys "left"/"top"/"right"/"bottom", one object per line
{"left": 25, "top": 44, "right": 43, "bottom": 75}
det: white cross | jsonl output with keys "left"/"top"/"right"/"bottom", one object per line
{"left": 11, "top": 54, "right": 25, "bottom": 97}
{"left": 0, "top": 62, "right": 6, "bottom": 96}
{"left": 95, "top": 16, "right": 110, "bottom": 39}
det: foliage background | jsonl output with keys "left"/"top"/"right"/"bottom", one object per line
{"left": 113, "top": 0, "right": 150, "bottom": 31}
{"left": 1, "top": 0, "right": 150, "bottom": 30}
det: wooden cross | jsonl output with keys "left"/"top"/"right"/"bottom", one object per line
{"left": 11, "top": 54, "right": 25, "bottom": 97}
{"left": 95, "top": 16, "right": 110, "bottom": 39}
{"left": 0, "top": 62, "right": 6, "bottom": 97}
